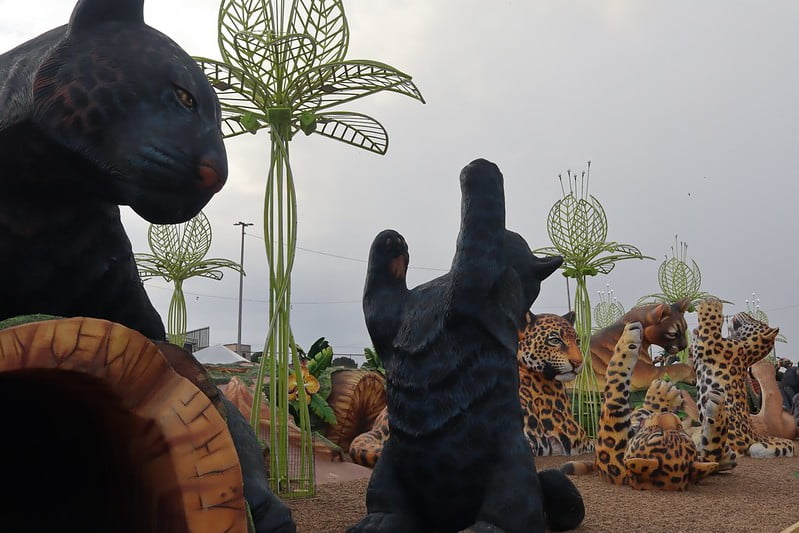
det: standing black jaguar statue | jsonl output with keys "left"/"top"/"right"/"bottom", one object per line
{"left": 352, "top": 158, "right": 585, "bottom": 533}
{"left": 0, "top": 2, "right": 294, "bottom": 532}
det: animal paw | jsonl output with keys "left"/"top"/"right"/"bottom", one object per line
{"left": 643, "top": 379, "right": 682, "bottom": 413}
{"left": 621, "top": 321, "right": 643, "bottom": 349}
{"left": 704, "top": 390, "right": 724, "bottom": 420}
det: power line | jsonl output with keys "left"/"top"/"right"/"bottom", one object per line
{"left": 245, "top": 232, "right": 448, "bottom": 272}
{"left": 143, "top": 282, "right": 359, "bottom": 305}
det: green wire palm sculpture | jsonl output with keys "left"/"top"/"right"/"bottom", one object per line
{"left": 135, "top": 211, "right": 243, "bottom": 347}
{"left": 193, "top": 0, "right": 424, "bottom": 496}
{"left": 637, "top": 237, "right": 723, "bottom": 362}
{"left": 535, "top": 162, "right": 652, "bottom": 438}
{"left": 593, "top": 285, "right": 625, "bottom": 332}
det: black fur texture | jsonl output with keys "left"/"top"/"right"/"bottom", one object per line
{"left": 0, "top": 0, "right": 228, "bottom": 340}
{"left": 352, "top": 159, "right": 583, "bottom": 532}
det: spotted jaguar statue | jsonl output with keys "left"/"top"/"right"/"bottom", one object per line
{"left": 562, "top": 322, "right": 723, "bottom": 491}
{"left": 517, "top": 311, "right": 593, "bottom": 456}
{"left": 691, "top": 299, "right": 795, "bottom": 460}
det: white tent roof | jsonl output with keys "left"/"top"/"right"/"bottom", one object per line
{"left": 193, "top": 344, "right": 250, "bottom": 365}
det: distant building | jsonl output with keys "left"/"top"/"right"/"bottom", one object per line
{"left": 225, "top": 343, "right": 252, "bottom": 360}
{"left": 184, "top": 327, "right": 210, "bottom": 353}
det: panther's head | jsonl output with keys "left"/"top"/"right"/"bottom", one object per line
{"left": 643, "top": 298, "right": 691, "bottom": 355}
{"left": 517, "top": 312, "right": 582, "bottom": 381}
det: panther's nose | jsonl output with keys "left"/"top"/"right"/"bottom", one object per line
{"left": 197, "top": 157, "right": 226, "bottom": 193}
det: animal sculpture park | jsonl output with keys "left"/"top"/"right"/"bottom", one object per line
{"left": 0, "top": 1, "right": 797, "bottom": 532}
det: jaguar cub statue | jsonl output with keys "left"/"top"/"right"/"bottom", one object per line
{"left": 0, "top": 0, "right": 228, "bottom": 340}
{"left": 691, "top": 299, "right": 795, "bottom": 460}
{"left": 351, "top": 159, "right": 584, "bottom": 533}
{"left": 589, "top": 299, "right": 696, "bottom": 391}
{"left": 562, "top": 323, "right": 723, "bottom": 491}
{"left": 517, "top": 311, "right": 593, "bottom": 456}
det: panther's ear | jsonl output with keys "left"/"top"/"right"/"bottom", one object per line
{"left": 526, "top": 312, "right": 537, "bottom": 325}
{"left": 69, "top": 0, "right": 145, "bottom": 34}
{"left": 675, "top": 297, "right": 691, "bottom": 313}
{"left": 562, "top": 311, "right": 576, "bottom": 325}
{"left": 649, "top": 302, "right": 671, "bottom": 323}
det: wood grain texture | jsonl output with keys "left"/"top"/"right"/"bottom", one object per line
{"left": 0, "top": 317, "right": 247, "bottom": 532}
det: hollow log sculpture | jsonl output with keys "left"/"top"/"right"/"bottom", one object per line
{"left": 324, "top": 368, "right": 387, "bottom": 452}
{"left": 0, "top": 317, "right": 246, "bottom": 532}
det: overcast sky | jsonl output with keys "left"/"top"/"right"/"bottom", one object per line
{"left": 3, "top": 1, "right": 798, "bottom": 360}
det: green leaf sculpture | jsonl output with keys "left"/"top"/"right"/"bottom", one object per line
{"left": 744, "top": 294, "right": 788, "bottom": 348}
{"left": 535, "top": 163, "right": 653, "bottom": 438}
{"left": 135, "top": 211, "right": 242, "bottom": 347}
{"left": 194, "top": 0, "right": 424, "bottom": 495}
{"left": 593, "top": 285, "right": 625, "bottom": 332}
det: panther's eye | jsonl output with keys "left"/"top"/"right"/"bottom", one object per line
{"left": 546, "top": 333, "right": 560, "bottom": 347}
{"left": 664, "top": 331, "right": 677, "bottom": 340}
{"left": 175, "top": 86, "right": 195, "bottom": 110}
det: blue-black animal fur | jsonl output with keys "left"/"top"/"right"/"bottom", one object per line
{"left": 0, "top": 2, "right": 295, "bottom": 532}
{"left": 0, "top": 0, "right": 230, "bottom": 340}
{"left": 352, "top": 159, "right": 585, "bottom": 533}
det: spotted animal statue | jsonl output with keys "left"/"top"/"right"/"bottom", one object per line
{"left": 517, "top": 311, "right": 593, "bottom": 456}
{"left": 351, "top": 159, "right": 584, "bottom": 533}
{"left": 349, "top": 406, "right": 389, "bottom": 468}
{"left": 0, "top": 0, "right": 228, "bottom": 340}
{"left": 562, "top": 322, "right": 723, "bottom": 491}
{"left": 589, "top": 299, "right": 696, "bottom": 391}
{"left": 0, "top": 3, "right": 296, "bottom": 532}
{"left": 691, "top": 299, "right": 795, "bottom": 460}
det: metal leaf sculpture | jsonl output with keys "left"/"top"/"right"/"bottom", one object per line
{"left": 535, "top": 162, "right": 652, "bottom": 438}
{"left": 194, "top": 0, "right": 424, "bottom": 496}
{"left": 743, "top": 294, "right": 788, "bottom": 347}
{"left": 593, "top": 285, "right": 625, "bottom": 332}
{"left": 637, "top": 237, "right": 720, "bottom": 310}
{"left": 135, "top": 211, "right": 243, "bottom": 347}
{"left": 637, "top": 237, "right": 725, "bottom": 363}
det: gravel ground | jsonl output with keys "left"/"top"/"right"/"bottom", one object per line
{"left": 287, "top": 452, "right": 799, "bottom": 533}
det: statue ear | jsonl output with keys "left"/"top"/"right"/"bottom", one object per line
{"left": 526, "top": 312, "right": 537, "bottom": 325}
{"left": 532, "top": 255, "right": 563, "bottom": 281}
{"left": 69, "top": 0, "right": 145, "bottom": 34}
{"left": 649, "top": 303, "right": 671, "bottom": 323}
{"left": 675, "top": 297, "right": 691, "bottom": 313}
{"left": 562, "top": 311, "right": 576, "bottom": 325}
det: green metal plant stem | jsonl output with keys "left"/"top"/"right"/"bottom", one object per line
{"left": 168, "top": 280, "right": 187, "bottom": 346}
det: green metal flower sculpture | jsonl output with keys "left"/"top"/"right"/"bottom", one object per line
{"left": 135, "top": 211, "right": 243, "bottom": 347}
{"left": 593, "top": 285, "right": 625, "bottom": 332}
{"left": 637, "top": 237, "right": 719, "bottom": 311}
{"left": 536, "top": 162, "right": 652, "bottom": 438}
{"left": 193, "top": 0, "right": 424, "bottom": 495}
{"left": 743, "top": 293, "right": 788, "bottom": 347}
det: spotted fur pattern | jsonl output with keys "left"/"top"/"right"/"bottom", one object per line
{"left": 349, "top": 406, "right": 389, "bottom": 468}
{"left": 517, "top": 312, "right": 593, "bottom": 456}
{"left": 691, "top": 299, "right": 795, "bottom": 459}
{"left": 562, "top": 323, "right": 723, "bottom": 490}
{"left": 590, "top": 299, "right": 695, "bottom": 391}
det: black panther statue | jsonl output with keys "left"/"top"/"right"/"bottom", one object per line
{"left": 0, "top": 0, "right": 229, "bottom": 340}
{"left": 352, "top": 159, "right": 584, "bottom": 533}
{"left": 0, "top": 2, "right": 294, "bottom": 531}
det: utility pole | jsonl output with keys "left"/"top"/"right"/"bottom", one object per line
{"left": 234, "top": 221, "right": 253, "bottom": 356}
